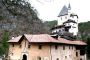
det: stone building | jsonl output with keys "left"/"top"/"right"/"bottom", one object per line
{"left": 8, "top": 34, "right": 86, "bottom": 60}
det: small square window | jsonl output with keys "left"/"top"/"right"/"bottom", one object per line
{"left": 38, "top": 56, "right": 41, "bottom": 60}
{"left": 28, "top": 43, "right": 31, "bottom": 48}
{"left": 28, "top": 44, "right": 31, "bottom": 48}
{"left": 65, "top": 56, "right": 67, "bottom": 59}
{"left": 12, "top": 44, "right": 14, "bottom": 47}
{"left": 80, "top": 58, "right": 82, "bottom": 60}
{"left": 69, "top": 46, "right": 70, "bottom": 49}
{"left": 11, "top": 53, "right": 13, "bottom": 56}
{"left": 76, "top": 52, "right": 78, "bottom": 57}
{"left": 72, "top": 46, "right": 73, "bottom": 49}
{"left": 61, "top": 17, "right": 62, "bottom": 20}
{"left": 65, "top": 16, "right": 67, "bottom": 19}
{"left": 19, "top": 44, "right": 22, "bottom": 48}
{"left": 55, "top": 45, "right": 58, "bottom": 50}
{"left": 63, "top": 46, "right": 65, "bottom": 50}
{"left": 39, "top": 45, "right": 42, "bottom": 49}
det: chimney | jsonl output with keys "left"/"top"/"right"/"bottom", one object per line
{"left": 12, "top": 36, "right": 14, "bottom": 39}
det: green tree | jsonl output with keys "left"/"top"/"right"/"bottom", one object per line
{"left": 44, "top": 20, "right": 57, "bottom": 28}
{"left": 0, "top": 31, "right": 9, "bottom": 57}
{"left": 78, "top": 21, "right": 90, "bottom": 60}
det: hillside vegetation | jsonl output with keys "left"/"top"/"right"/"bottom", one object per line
{"left": 44, "top": 20, "right": 57, "bottom": 28}
{"left": 0, "top": 0, "right": 49, "bottom": 38}
{"left": 78, "top": 21, "right": 90, "bottom": 58}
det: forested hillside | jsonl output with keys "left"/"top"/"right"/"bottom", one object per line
{"left": 0, "top": 0, "right": 49, "bottom": 39}
{"left": 79, "top": 21, "right": 90, "bottom": 38}
{"left": 44, "top": 20, "right": 57, "bottom": 28}
{"left": 78, "top": 21, "right": 90, "bottom": 59}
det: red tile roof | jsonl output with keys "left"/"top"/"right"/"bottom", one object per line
{"left": 72, "top": 41, "right": 87, "bottom": 45}
{"left": 58, "top": 37, "right": 73, "bottom": 44}
{"left": 24, "top": 34, "right": 59, "bottom": 43}
{"left": 58, "top": 38, "right": 87, "bottom": 45}
{"left": 8, "top": 34, "right": 87, "bottom": 45}
{"left": 8, "top": 36, "right": 22, "bottom": 42}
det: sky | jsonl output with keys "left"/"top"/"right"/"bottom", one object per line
{"left": 29, "top": 0, "right": 90, "bottom": 23}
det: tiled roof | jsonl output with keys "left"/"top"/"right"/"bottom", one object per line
{"left": 58, "top": 37, "right": 73, "bottom": 44}
{"left": 24, "top": 34, "right": 59, "bottom": 43}
{"left": 72, "top": 41, "right": 87, "bottom": 45}
{"left": 8, "top": 36, "right": 22, "bottom": 42}
{"left": 58, "top": 38, "right": 86, "bottom": 45}
{"left": 58, "top": 5, "right": 68, "bottom": 17}
{"left": 8, "top": 34, "right": 87, "bottom": 45}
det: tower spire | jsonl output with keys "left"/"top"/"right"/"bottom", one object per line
{"left": 68, "top": 3, "right": 71, "bottom": 10}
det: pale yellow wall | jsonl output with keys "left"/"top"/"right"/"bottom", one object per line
{"left": 8, "top": 37, "right": 81, "bottom": 60}
{"left": 8, "top": 37, "right": 51, "bottom": 60}
{"left": 28, "top": 44, "right": 51, "bottom": 60}
{"left": 51, "top": 45, "right": 79, "bottom": 60}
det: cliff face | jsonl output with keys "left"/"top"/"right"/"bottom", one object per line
{"left": 0, "top": 0, "right": 49, "bottom": 39}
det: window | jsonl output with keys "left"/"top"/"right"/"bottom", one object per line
{"left": 63, "top": 46, "right": 65, "bottom": 50}
{"left": 19, "top": 44, "right": 22, "bottom": 48}
{"left": 28, "top": 43, "right": 31, "bottom": 48}
{"left": 76, "top": 52, "right": 78, "bottom": 57}
{"left": 57, "top": 58, "right": 59, "bottom": 60}
{"left": 65, "top": 16, "right": 67, "bottom": 19}
{"left": 69, "top": 46, "right": 70, "bottom": 49}
{"left": 12, "top": 44, "right": 14, "bottom": 47}
{"left": 11, "top": 53, "right": 13, "bottom": 56}
{"left": 55, "top": 45, "right": 58, "bottom": 50}
{"left": 39, "top": 45, "right": 42, "bottom": 49}
{"left": 80, "top": 58, "right": 82, "bottom": 60}
{"left": 65, "top": 56, "right": 67, "bottom": 59}
{"left": 28, "top": 44, "right": 31, "bottom": 48}
{"left": 61, "top": 17, "right": 62, "bottom": 20}
{"left": 59, "top": 30, "right": 61, "bottom": 32}
{"left": 72, "top": 46, "right": 73, "bottom": 49}
{"left": 38, "top": 56, "right": 41, "bottom": 60}
{"left": 72, "top": 16, "right": 74, "bottom": 18}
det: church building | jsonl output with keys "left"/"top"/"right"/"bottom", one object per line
{"left": 51, "top": 4, "right": 78, "bottom": 37}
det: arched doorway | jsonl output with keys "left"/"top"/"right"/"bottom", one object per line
{"left": 22, "top": 54, "right": 27, "bottom": 60}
